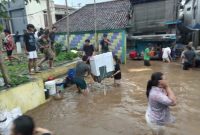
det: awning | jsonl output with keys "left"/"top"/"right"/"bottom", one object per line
{"left": 164, "top": 20, "right": 182, "bottom": 25}
{"left": 187, "top": 23, "right": 200, "bottom": 30}
{"left": 128, "top": 34, "right": 176, "bottom": 41}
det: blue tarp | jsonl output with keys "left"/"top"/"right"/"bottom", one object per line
{"left": 164, "top": 20, "right": 182, "bottom": 25}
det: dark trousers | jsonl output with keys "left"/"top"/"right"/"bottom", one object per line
{"left": 144, "top": 60, "right": 151, "bottom": 66}
{"left": 183, "top": 62, "right": 192, "bottom": 70}
{"left": 195, "top": 60, "right": 200, "bottom": 68}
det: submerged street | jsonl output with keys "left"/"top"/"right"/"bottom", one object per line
{"left": 27, "top": 60, "right": 200, "bottom": 135}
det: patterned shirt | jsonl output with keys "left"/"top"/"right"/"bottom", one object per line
{"left": 146, "top": 86, "right": 175, "bottom": 125}
{"left": 4, "top": 34, "right": 15, "bottom": 51}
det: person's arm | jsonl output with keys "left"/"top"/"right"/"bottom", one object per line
{"left": 99, "top": 40, "right": 103, "bottom": 52}
{"left": 112, "top": 64, "right": 121, "bottom": 77}
{"left": 23, "top": 35, "right": 29, "bottom": 54}
{"left": 159, "top": 80, "right": 177, "bottom": 106}
{"left": 112, "top": 70, "right": 121, "bottom": 77}
{"left": 165, "top": 86, "right": 176, "bottom": 106}
{"left": 92, "top": 45, "right": 95, "bottom": 56}
{"left": 105, "top": 39, "right": 111, "bottom": 45}
{"left": 82, "top": 45, "right": 86, "bottom": 55}
{"left": 34, "top": 127, "right": 52, "bottom": 135}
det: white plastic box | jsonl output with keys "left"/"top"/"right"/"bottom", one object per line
{"left": 90, "top": 52, "right": 114, "bottom": 76}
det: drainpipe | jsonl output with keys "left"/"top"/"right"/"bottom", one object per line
{"left": 94, "top": 0, "right": 97, "bottom": 52}
{"left": 65, "top": 0, "right": 70, "bottom": 51}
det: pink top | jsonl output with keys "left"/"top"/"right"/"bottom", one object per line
{"left": 146, "top": 86, "right": 175, "bottom": 125}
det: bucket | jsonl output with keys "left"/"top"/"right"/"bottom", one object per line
{"left": 44, "top": 89, "right": 49, "bottom": 99}
{"left": 45, "top": 80, "right": 56, "bottom": 95}
{"left": 0, "top": 78, "right": 5, "bottom": 87}
{"left": 56, "top": 79, "right": 64, "bottom": 93}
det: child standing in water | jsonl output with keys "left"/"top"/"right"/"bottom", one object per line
{"left": 111, "top": 55, "right": 121, "bottom": 86}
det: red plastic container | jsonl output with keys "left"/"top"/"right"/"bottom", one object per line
{"left": 129, "top": 51, "right": 137, "bottom": 59}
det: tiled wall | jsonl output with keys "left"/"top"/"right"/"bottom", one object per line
{"left": 55, "top": 31, "right": 126, "bottom": 63}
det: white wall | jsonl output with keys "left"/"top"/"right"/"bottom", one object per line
{"left": 25, "top": 0, "right": 56, "bottom": 30}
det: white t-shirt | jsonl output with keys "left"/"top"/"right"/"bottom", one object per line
{"left": 162, "top": 47, "right": 171, "bottom": 59}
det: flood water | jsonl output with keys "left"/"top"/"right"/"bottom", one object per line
{"left": 27, "top": 60, "right": 200, "bottom": 135}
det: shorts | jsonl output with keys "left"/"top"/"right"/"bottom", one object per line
{"left": 145, "top": 113, "right": 165, "bottom": 135}
{"left": 163, "top": 58, "right": 170, "bottom": 62}
{"left": 44, "top": 48, "right": 54, "bottom": 60}
{"left": 73, "top": 77, "right": 87, "bottom": 90}
{"left": 7, "top": 50, "right": 13, "bottom": 57}
{"left": 28, "top": 51, "right": 38, "bottom": 59}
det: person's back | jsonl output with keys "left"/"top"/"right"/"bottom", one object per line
{"left": 184, "top": 50, "right": 196, "bottom": 64}
{"left": 162, "top": 47, "right": 171, "bottom": 58}
{"left": 83, "top": 44, "right": 94, "bottom": 57}
{"left": 75, "top": 61, "right": 90, "bottom": 79}
{"left": 24, "top": 32, "right": 36, "bottom": 52}
{"left": 144, "top": 48, "right": 150, "bottom": 60}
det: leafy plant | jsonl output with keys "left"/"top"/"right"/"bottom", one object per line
{"left": 55, "top": 51, "right": 78, "bottom": 62}
{"left": 54, "top": 42, "right": 63, "bottom": 56}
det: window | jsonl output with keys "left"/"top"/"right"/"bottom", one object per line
{"left": 193, "top": 6, "right": 197, "bottom": 19}
{"left": 187, "top": 7, "right": 191, "bottom": 11}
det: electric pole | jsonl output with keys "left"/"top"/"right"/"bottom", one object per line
{"left": 46, "top": 0, "right": 52, "bottom": 28}
{"left": 65, "top": 0, "right": 70, "bottom": 51}
{"left": 94, "top": 0, "right": 97, "bottom": 51}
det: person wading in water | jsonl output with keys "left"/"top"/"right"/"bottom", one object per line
{"left": 145, "top": 72, "right": 177, "bottom": 135}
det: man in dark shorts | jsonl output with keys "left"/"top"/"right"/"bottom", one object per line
{"left": 73, "top": 56, "right": 91, "bottom": 95}
{"left": 83, "top": 39, "right": 94, "bottom": 58}
{"left": 24, "top": 24, "right": 39, "bottom": 74}
{"left": 11, "top": 115, "right": 52, "bottom": 135}
{"left": 100, "top": 34, "right": 111, "bottom": 53}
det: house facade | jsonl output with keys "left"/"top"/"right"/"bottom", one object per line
{"left": 178, "top": 0, "right": 200, "bottom": 47}
{"left": 54, "top": 0, "right": 130, "bottom": 64}
{"left": 183, "top": 0, "right": 200, "bottom": 27}
{"left": 55, "top": 4, "right": 76, "bottom": 22}
{"left": 1, "top": 0, "right": 75, "bottom": 34}
{"left": 128, "top": 0, "right": 179, "bottom": 35}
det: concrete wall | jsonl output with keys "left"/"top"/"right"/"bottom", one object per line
{"left": 6, "top": 0, "right": 27, "bottom": 34}
{"left": 0, "top": 61, "right": 78, "bottom": 113}
{"left": 183, "top": 0, "right": 200, "bottom": 27}
{"left": 0, "top": 79, "right": 45, "bottom": 113}
{"left": 55, "top": 30, "right": 127, "bottom": 63}
{"left": 25, "top": 0, "right": 56, "bottom": 29}
{"left": 130, "top": 0, "right": 178, "bottom": 33}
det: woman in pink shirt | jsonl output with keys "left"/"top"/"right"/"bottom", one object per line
{"left": 3, "top": 29, "right": 20, "bottom": 64}
{"left": 146, "top": 72, "right": 177, "bottom": 135}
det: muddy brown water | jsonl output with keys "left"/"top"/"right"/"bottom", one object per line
{"left": 27, "top": 60, "right": 200, "bottom": 135}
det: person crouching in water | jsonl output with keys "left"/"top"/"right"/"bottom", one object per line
{"left": 38, "top": 30, "right": 55, "bottom": 69}
{"left": 111, "top": 55, "right": 121, "bottom": 86}
{"left": 10, "top": 115, "right": 52, "bottom": 135}
{"left": 145, "top": 72, "right": 176, "bottom": 135}
{"left": 74, "top": 56, "right": 91, "bottom": 96}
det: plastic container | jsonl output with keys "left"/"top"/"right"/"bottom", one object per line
{"left": 129, "top": 51, "right": 137, "bottom": 59}
{"left": 44, "top": 89, "right": 49, "bottom": 99}
{"left": 45, "top": 80, "right": 56, "bottom": 95}
{"left": 0, "top": 78, "right": 5, "bottom": 87}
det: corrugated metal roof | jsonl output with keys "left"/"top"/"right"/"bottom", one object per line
{"left": 54, "top": 0, "right": 130, "bottom": 33}
{"left": 130, "top": 0, "right": 165, "bottom": 5}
